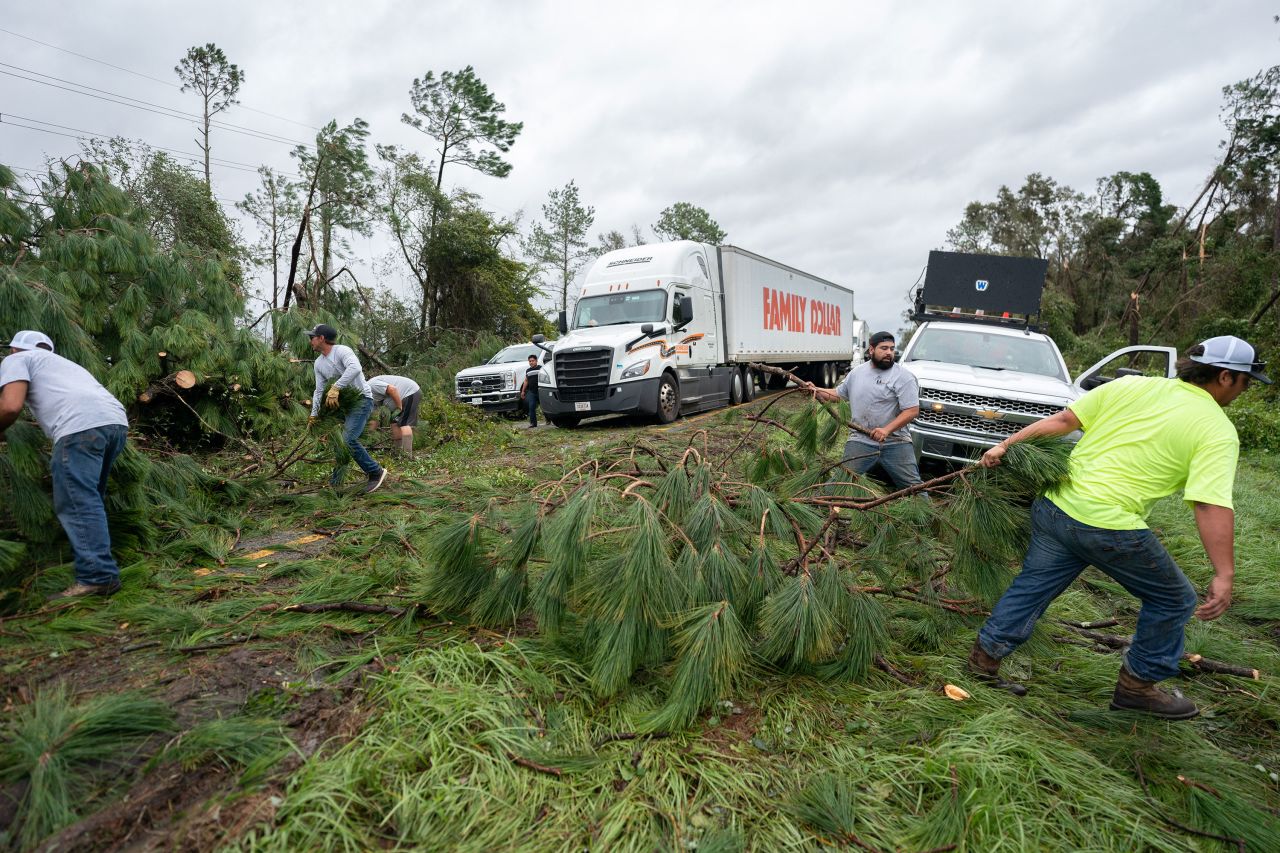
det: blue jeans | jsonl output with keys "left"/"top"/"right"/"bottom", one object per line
{"left": 840, "top": 438, "right": 922, "bottom": 491}
{"left": 330, "top": 396, "right": 382, "bottom": 486}
{"left": 978, "top": 497, "right": 1197, "bottom": 682}
{"left": 51, "top": 424, "right": 127, "bottom": 586}
{"left": 526, "top": 390, "right": 539, "bottom": 427}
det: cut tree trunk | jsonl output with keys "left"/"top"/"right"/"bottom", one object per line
{"left": 138, "top": 370, "right": 198, "bottom": 403}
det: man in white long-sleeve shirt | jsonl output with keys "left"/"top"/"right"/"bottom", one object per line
{"left": 306, "top": 324, "right": 387, "bottom": 493}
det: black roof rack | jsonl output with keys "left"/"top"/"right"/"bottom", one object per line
{"left": 911, "top": 251, "right": 1048, "bottom": 331}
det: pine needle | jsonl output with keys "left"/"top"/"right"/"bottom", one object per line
{"left": 647, "top": 601, "right": 749, "bottom": 730}
{"left": 758, "top": 569, "right": 840, "bottom": 669}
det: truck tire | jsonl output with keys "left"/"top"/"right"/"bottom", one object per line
{"left": 741, "top": 367, "right": 755, "bottom": 401}
{"left": 548, "top": 415, "right": 580, "bottom": 429}
{"left": 729, "top": 369, "right": 744, "bottom": 405}
{"left": 656, "top": 373, "right": 680, "bottom": 424}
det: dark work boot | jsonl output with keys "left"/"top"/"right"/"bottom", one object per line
{"left": 1109, "top": 665, "right": 1198, "bottom": 720}
{"left": 967, "top": 639, "right": 1028, "bottom": 697}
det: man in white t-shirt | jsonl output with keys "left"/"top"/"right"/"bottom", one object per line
{"left": 0, "top": 331, "right": 130, "bottom": 599}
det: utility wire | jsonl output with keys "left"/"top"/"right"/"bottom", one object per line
{"left": 1, "top": 112, "right": 302, "bottom": 177}
{"left": 0, "top": 26, "right": 320, "bottom": 131}
{"left": 0, "top": 63, "right": 309, "bottom": 148}
{"left": 0, "top": 117, "right": 292, "bottom": 178}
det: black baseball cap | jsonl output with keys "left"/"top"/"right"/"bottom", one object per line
{"left": 306, "top": 323, "right": 338, "bottom": 342}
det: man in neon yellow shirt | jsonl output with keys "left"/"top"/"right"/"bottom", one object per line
{"left": 969, "top": 336, "right": 1269, "bottom": 719}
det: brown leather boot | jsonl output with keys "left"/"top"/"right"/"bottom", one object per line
{"left": 967, "top": 639, "right": 1027, "bottom": 696}
{"left": 1109, "top": 666, "right": 1198, "bottom": 720}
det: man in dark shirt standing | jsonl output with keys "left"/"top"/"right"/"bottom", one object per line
{"left": 519, "top": 354, "right": 541, "bottom": 428}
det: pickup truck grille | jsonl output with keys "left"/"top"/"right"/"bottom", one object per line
{"left": 555, "top": 348, "right": 611, "bottom": 402}
{"left": 457, "top": 374, "right": 505, "bottom": 395}
{"left": 920, "top": 388, "right": 1064, "bottom": 418}
{"left": 916, "top": 411, "right": 1024, "bottom": 437}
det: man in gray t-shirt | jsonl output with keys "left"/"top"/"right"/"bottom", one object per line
{"left": 0, "top": 330, "right": 130, "bottom": 599}
{"left": 368, "top": 375, "right": 422, "bottom": 456}
{"left": 816, "top": 331, "right": 923, "bottom": 491}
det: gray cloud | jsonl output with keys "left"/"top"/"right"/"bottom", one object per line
{"left": 2, "top": 0, "right": 1275, "bottom": 331}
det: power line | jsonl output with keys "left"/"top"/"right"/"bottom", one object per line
{"left": 0, "top": 63, "right": 309, "bottom": 148}
{"left": 1, "top": 112, "right": 301, "bottom": 177}
{"left": 0, "top": 117, "right": 294, "bottom": 178}
{"left": 0, "top": 26, "right": 320, "bottom": 131}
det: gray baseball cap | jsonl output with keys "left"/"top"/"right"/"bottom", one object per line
{"left": 1189, "top": 335, "right": 1271, "bottom": 384}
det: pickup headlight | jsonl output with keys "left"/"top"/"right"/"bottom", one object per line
{"left": 503, "top": 371, "right": 515, "bottom": 390}
{"left": 621, "top": 360, "right": 650, "bottom": 379}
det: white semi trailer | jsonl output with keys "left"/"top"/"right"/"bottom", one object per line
{"left": 533, "top": 241, "right": 856, "bottom": 427}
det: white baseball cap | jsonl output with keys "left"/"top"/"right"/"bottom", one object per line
{"left": 1189, "top": 335, "right": 1271, "bottom": 384}
{"left": 3, "top": 330, "right": 55, "bottom": 352}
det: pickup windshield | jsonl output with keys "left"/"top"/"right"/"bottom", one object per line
{"left": 487, "top": 344, "right": 541, "bottom": 364}
{"left": 906, "top": 327, "right": 1066, "bottom": 380}
{"left": 574, "top": 290, "right": 666, "bottom": 328}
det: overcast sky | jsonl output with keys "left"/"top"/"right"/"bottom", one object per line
{"left": 3, "top": 1, "right": 1276, "bottom": 333}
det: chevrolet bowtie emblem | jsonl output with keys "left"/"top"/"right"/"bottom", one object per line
{"left": 975, "top": 409, "right": 1001, "bottom": 420}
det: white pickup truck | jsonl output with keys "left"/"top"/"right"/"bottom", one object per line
{"left": 454, "top": 342, "right": 544, "bottom": 415}
{"left": 901, "top": 251, "right": 1176, "bottom": 465}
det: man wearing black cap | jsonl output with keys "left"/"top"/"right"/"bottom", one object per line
{"left": 816, "top": 331, "right": 923, "bottom": 490}
{"left": 0, "top": 330, "right": 130, "bottom": 599}
{"left": 970, "top": 335, "right": 1270, "bottom": 719}
{"left": 306, "top": 324, "right": 387, "bottom": 494}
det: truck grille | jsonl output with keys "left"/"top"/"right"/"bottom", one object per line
{"left": 917, "top": 411, "right": 1023, "bottom": 437}
{"left": 457, "top": 374, "right": 505, "bottom": 395}
{"left": 555, "top": 348, "right": 611, "bottom": 402}
{"left": 920, "top": 388, "right": 1063, "bottom": 419}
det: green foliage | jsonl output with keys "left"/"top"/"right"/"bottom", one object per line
{"left": 647, "top": 602, "right": 748, "bottom": 730}
{"left": 1228, "top": 392, "right": 1280, "bottom": 452}
{"left": 652, "top": 201, "right": 727, "bottom": 244}
{"left": 524, "top": 179, "right": 596, "bottom": 314}
{"left": 157, "top": 715, "right": 292, "bottom": 785}
{"left": 0, "top": 684, "right": 175, "bottom": 848}
{"left": 401, "top": 65, "right": 523, "bottom": 186}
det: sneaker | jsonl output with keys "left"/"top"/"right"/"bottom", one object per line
{"left": 1109, "top": 665, "right": 1198, "bottom": 720}
{"left": 47, "top": 580, "right": 121, "bottom": 601}
{"left": 363, "top": 468, "right": 388, "bottom": 494}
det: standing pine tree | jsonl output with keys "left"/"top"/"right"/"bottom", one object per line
{"left": 175, "top": 44, "right": 244, "bottom": 187}
{"left": 524, "top": 180, "right": 596, "bottom": 317}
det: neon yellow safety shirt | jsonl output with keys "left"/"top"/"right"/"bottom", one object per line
{"left": 1045, "top": 376, "right": 1238, "bottom": 530}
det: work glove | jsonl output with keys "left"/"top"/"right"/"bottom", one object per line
{"left": 307, "top": 416, "right": 318, "bottom": 429}
{"left": 324, "top": 385, "right": 341, "bottom": 409}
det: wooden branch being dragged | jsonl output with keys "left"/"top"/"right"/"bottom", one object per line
{"left": 1058, "top": 623, "right": 1261, "bottom": 680}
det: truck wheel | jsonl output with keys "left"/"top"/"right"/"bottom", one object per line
{"left": 741, "top": 367, "right": 755, "bottom": 401}
{"left": 729, "top": 369, "right": 744, "bottom": 405}
{"left": 656, "top": 374, "right": 680, "bottom": 424}
{"left": 548, "top": 415, "right": 580, "bottom": 429}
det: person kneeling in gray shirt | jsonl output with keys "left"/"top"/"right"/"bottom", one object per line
{"left": 0, "top": 331, "right": 130, "bottom": 600}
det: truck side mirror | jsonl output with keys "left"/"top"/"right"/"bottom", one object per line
{"left": 557, "top": 311, "right": 568, "bottom": 335}
{"left": 640, "top": 324, "right": 654, "bottom": 335}
{"left": 674, "top": 295, "right": 694, "bottom": 326}
{"left": 532, "top": 334, "right": 546, "bottom": 344}
{"left": 894, "top": 352, "right": 902, "bottom": 363}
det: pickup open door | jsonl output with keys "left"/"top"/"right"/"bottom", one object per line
{"left": 1073, "top": 346, "right": 1178, "bottom": 392}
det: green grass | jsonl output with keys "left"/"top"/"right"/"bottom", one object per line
{"left": 2, "top": 402, "right": 1279, "bottom": 850}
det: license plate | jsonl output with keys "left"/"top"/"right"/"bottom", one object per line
{"left": 471, "top": 397, "right": 483, "bottom": 404}
{"left": 574, "top": 401, "right": 591, "bottom": 412}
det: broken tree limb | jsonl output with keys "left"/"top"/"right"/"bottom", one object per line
{"left": 507, "top": 752, "right": 563, "bottom": 776}
{"left": 137, "top": 370, "right": 198, "bottom": 403}
{"left": 747, "top": 362, "right": 874, "bottom": 439}
{"left": 1060, "top": 625, "right": 1261, "bottom": 680}
{"left": 358, "top": 343, "right": 392, "bottom": 374}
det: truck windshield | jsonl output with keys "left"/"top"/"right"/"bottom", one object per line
{"left": 906, "top": 327, "right": 1066, "bottom": 380}
{"left": 574, "top": 290, "right": 667, "bottom": 328}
